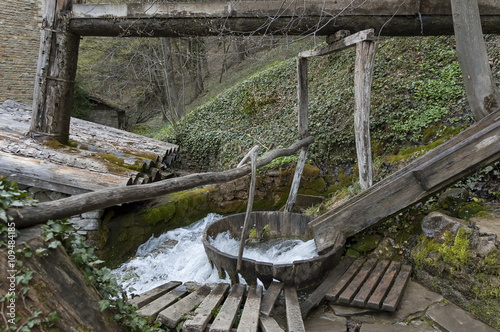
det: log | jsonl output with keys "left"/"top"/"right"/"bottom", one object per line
{"left": 69, "top": 1, "right": 500, "bottom": 37}
{"left": 30, "top": 0, "right": 80, "bottom": 144}
{"left": 6, "top": 136, "right": 314, "bottom": 228}
{"left": 451, "top": 0, "right": 500, "bottom": 120}
{"left": 354, "top": 39, "right": 377, "bottom": 189}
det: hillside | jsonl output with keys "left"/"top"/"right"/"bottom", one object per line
{"left": 150, "top": 35, "right": 497, "bottom": 173}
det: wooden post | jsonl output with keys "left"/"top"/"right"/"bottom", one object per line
{"left": 354, "top": 40, "right": 377, "bottom": 190}
{"left": 30, "top": 0, "right": 80, "bottom": 144}
{"left": 285, "top": 57, "right": 309, "bottom": 212}
{"left": 451, "top": 0, "right": 500, "bottom": 121}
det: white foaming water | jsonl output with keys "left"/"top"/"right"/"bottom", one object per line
{"left": 112, "top": 213, "right": 318, "bottom": 296}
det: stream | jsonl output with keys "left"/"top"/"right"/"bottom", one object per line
{"left": 112, "top": 213, "right": 318, "bottom": 296}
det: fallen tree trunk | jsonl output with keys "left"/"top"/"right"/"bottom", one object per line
{"left": 7, "top": 136, "right": 314, "bottom": 228}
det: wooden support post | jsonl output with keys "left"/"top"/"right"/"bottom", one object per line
{"left": 354, "top": 40, "right": 377, "bottom": 190}
{"left": 285, "top": 57, "right": 309, "bottom": 212}
{"left": 31, "top": 0, "right": 80, "bottom": 144}
{"left": 451, "top": 0, "right": 500, "bottom": 121}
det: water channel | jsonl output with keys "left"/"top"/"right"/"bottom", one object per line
{"left": 112, "top": 213, "right": 319, "bottom": 296}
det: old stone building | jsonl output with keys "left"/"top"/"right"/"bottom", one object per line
{"left": 0, "top": 0, "right": 43, "bottom": 104}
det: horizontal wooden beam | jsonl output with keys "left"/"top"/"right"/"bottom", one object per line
{"left": 299, "top": 29, "right": 374, "bottom": 58}
{"left": 69, "top": 0, "right": 500, "bottom": 37}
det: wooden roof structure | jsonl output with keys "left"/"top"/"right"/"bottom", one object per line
{"left": 0, "top": 100, "right": 178, "bottom": 195}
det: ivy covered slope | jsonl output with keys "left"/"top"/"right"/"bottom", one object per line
{"left": 155, "top": 36, "right": 500, "bottom": 173}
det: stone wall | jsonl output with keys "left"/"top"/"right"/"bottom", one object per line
{"left": 0, "top": 0, "right": 42, "bottom": 104}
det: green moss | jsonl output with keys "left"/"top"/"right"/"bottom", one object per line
{"left": 412, "top": 228, "right": 472, "bottom": 274}
{"left": 455, "top": 202, "right": 485, "bottom": 220}
{"left": 348, "top": 234, "right": 382, "bottom": 256}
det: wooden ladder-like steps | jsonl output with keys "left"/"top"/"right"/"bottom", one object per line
{"left": 129, "top": 281, "right": 305, "bottom": 332}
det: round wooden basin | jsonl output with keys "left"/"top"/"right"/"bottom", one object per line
{"left": 202, "top": 211, "right": 345, "bottom": 288}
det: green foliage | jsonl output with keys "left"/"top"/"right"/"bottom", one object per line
{"left": 0, "top": 178, "right": 168, "bottom": 331}
{"left": 162, "top": 36, "right": 470, "bottom": 172}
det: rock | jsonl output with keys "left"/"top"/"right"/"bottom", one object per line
{"left": 421, "top": 211, "right": 468, "bottom": 243}
{"left": 426, "top": 302, "right": 497, "bottom": 332}
{"left": 437, "top": 188, "right": 470, "bottom": 210}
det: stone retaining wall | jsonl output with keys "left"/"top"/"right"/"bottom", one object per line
{"left": 0, "top": 0, "right": 42, "bottom": 104}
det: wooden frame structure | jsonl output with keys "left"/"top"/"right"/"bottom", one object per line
{"left": 285, "top": 29, "right": 377, "bottom": 209}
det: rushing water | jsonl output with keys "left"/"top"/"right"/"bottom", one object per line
{"left": 112, "top": 213, "right": 318, "bottom": 296}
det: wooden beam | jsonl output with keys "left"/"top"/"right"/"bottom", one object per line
{"left": 285, "top": 57, "right": 309, "bottom": 212}
{"left": 69, "top": 1, "right": 500, "bottom": 37}
{"left": 310, "top": 110, "right": 500, "bottom": 252}
{"left": 353, "top": 40, "right": 377, "bottom": 189}
{"left": 6, "top": 137, "right": 313, "bottom": 228}
{"left": 451, "top": 0, "right": 500, "bottom": 121}
{"left": 299, "top": 29, "right": 375, "bottom": 58}
{"left": 31, "top": 0, "right": 79, "bottom": 144}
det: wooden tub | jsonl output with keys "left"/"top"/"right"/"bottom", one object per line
{"left": 202, "top": 211, "right": 345, "bottom": 288}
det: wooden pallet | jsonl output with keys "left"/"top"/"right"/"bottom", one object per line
{"left": 325, "top": 258, "right": 412, "bottom": 311}
{"left": 129, "top": 281, "right": 305, "bottom": 332}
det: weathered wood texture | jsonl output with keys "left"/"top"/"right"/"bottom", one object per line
{"left": 137, "top": 285, "right": 189, "bottom": 322}
{"left": 237, "top": 285, "right": 262, "bottom": 332}
{"left": 284, "top": 56, "right": 310, "bottom": 212}
{"left": 210, "top": 284, "right": 245, "bottom": 332}
{"left": 451, "top": 0, "right": 500, "bottom": 121}
{"left": 299, "top": 29, "right": 374, "bottom": 58}
{"left": 300, "top": 256, "right": 356, "bottom": 317}
{"left": 69, "top": 1, "right": 500, "bottom": 37}
{"left": 130, "top": 282, "right": 313, "bottom": 331}
{"left": 203, "top": 212, "right": 345, "bottom": 288}
{"left": 129, "top": 281, "right": 182, "bottom": 308}
{"left": 31, "top": 0, "right": 80, "bottom": 143}
{"left": 326, "top": 258, "right": 411, "bottom": 312}
{"left": 184, "top": 283, "right": 230, "bottom": 332}
{"left": 354, "top": 40, "right": 377, "bottom": 189}
{"left": 260, "top": 281, "right": 283, "bottom": 316}
{"left": 6, "top": 137, "right": 313, "bottom": 228}
{"left": 0, "top": 103, "right": 178, "bottom": 195}
{"left": 311, "top": 110, "right": 500, "bottom": 252}
{"left": 285, "top": 286, "right": 306, "bottom": 332}
{"left": 157, "top": 285, "right": 211, "bottom": 328}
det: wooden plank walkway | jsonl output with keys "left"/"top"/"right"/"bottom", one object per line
{"left": 130, "top": 259, "right": 411, "bottom": 330}
{"left": 325, "top": 258, "right": 412, "bottom": 312}
{"left": 129, "top": 281, "right": 302, "bottom": 331}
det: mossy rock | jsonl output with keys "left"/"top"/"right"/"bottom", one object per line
{"left": 348, "top": 234, "right": 382, "bottom": 256}
{"left": 455, "top": 202, "right": 485, "bottom": 220}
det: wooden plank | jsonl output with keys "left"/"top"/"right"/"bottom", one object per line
{"left": 157, "top": 285, "right": 211, "bottom": 328}
{"left": 284, "top": 147, "right": 309, "bottom": 212}
{"left": 337, "top": 258, "right": 378, "bottom": 304}
{"left": 352, "top": 260, "right": 390, "bottom": 307}
{"left": 381, "top": 265, "right": 412, "bottom": 312}
{"left": 311, "top": 110, "right": 500, "bottom": 252}
{"left": 366, "top": 262, "right": 400, "bottom": 310}
{"left": 129, "top": 281, "right": 182, "bottom": 308}
{"left": 451, "top": 0, "right": 500, "bottom": 120}
{"left": 210, "top": 284, "right": 246, "bottom": 332}
{"left": 137, "top": 285, "right": 189, "bottom": 321}
{"left": 326, "top": 258, "right": 366, "bottom": 301}
{"left": 184, "top": 283, "right": 230, "bottom": 332}
{"left": 237, "top": 285, "right": 262, "bottom": 332}
{"left": 354, "top": 40, "right": 377, "bottom": 190}
{"left": 299, "top": 29, "right": 374, "bottom": 58}
{"left": 260, "top": 281, "right": 283, "bottom": 316}
{"left": 259, "top": 315, "right": 285, "bottom": 332}
{"left": 285, "top": 286, "right": 306, "bottom": 332}
{"left": 300, "top": 256, "right": 356, "bottom": 317}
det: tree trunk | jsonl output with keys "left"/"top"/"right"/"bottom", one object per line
{"left": 451, "top": 0, "right": 500, "bottom": 121}
{"left": 160, "top": 37, "right": 184, "bottom": 123}
{"left": 31, "top": 0, "right": 79, "bottom": 144}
